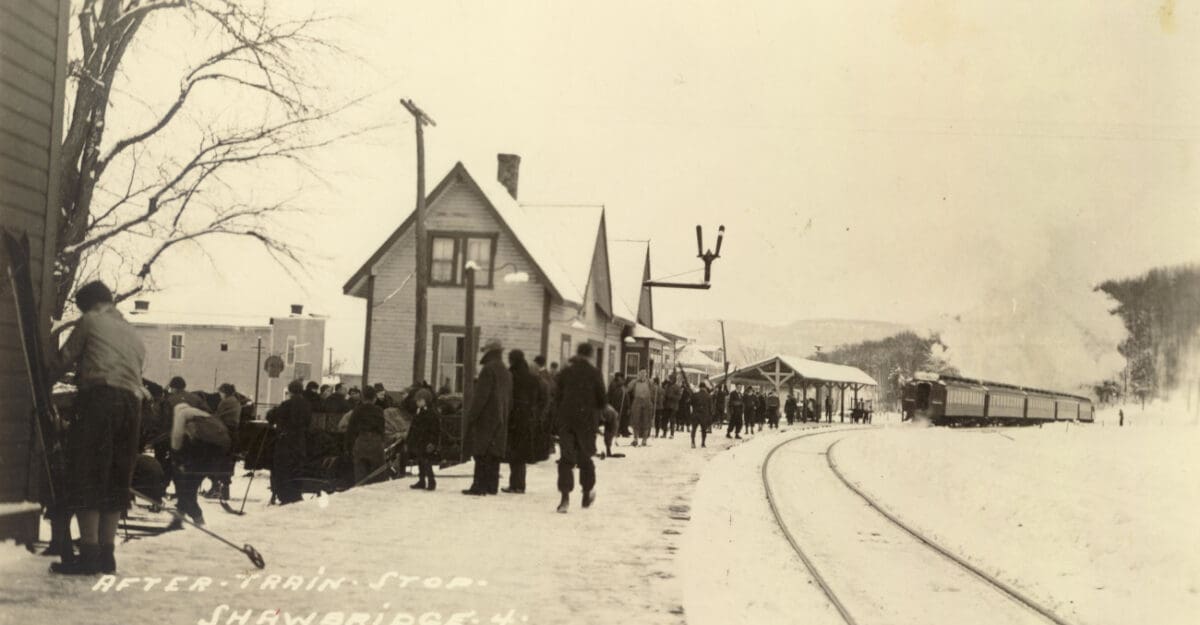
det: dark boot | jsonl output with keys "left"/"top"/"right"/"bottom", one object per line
{"left": 556, "top": 493, "right": 569, "bottom": 514}
{"left": 582, "top": 489, "right": 596, "bottom": 509}
{"left": 411, "top": 479, "right": 427, "bottom": 489}
{"left": 426, "top": 476, "right": 436, "bottom": 491}
{"left": 50, "top": 544, "right": 100, "bottom": 575}
{"left": 99, "top": 544, "right": 116, "bottom": 574}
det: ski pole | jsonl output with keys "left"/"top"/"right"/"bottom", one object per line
{"left": 129, "top": 487, "right": 265, "bottom": 569}
{"left": 237, "top": 426, "right": 272, "bottom": 514}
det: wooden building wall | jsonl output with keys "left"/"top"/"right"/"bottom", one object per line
{"left": 0, "top": 0, "right": 69, "bottom": 540}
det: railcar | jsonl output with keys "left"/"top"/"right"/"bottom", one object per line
{"left": 901, "top": 373, "right": 1094, "bottom": 426}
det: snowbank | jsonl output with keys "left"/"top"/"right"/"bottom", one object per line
{"left": 833, "top": 424, "right": 1200, "bottom": 625}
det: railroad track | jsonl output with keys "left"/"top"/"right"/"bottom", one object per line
{"left": 761, "top": 428, "right": 1077, "bottom": 625}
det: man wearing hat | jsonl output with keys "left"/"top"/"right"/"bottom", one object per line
{"left": 463, "top": 338, "right": 512, "bottom": 495}
{"left": 552, "top": 342, "right": 607, "bottom": 513}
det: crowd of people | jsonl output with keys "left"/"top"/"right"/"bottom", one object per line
{"left": 38, "top": 278, "right": 870, "bottom": 576}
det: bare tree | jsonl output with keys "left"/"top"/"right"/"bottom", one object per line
{"left": 54, "top": 0, "right": 361, "bottom": 333}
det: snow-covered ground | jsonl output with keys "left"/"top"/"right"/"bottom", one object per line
{"left": 834, "top": 421, "right": 1200, "bottom": 625}
{"left": 0, "top": 431, "right": 741, "bottom": 625}
{"left": 682, "top": 424, "right": 849, "bottom": 625}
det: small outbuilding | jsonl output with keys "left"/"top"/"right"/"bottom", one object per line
{"left": 713, "top": 355, "right": 877, "bottom": 421}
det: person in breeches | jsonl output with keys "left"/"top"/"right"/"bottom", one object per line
{"left": 463, "top": 339, "right": 512, "bottom": 496}
{"left": 627, "top": 369, "right": 655, "bottom": 447}
{"left": 50, "top": 281, "right": 146, "bottom": 575}
{"left": 553, "top": 343, "right": 606, "bottom": 513}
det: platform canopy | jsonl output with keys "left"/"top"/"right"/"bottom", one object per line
{"left": 711, "top": 354, "right": 877, "bottom": 391}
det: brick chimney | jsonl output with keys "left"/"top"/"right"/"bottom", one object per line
{"left": 290, "top": 304, "right": 304, "bottom": 316}
{"left": 497, "top": 153, "right": 520, "bottom": 199}
{"left": 133, "top": 300, "right": 149, "bottom": 313}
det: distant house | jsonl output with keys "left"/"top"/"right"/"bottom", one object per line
{"left": 0, "top": 0, "right": 70, "bottom": 545}
{"left": 127, "top": 301, "right": 326, "bottom": 407}
{"left": 344, "top": 155, "right": 681, "bottom": 391}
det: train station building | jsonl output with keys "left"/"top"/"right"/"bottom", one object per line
{"left": 344, "top": 154, "right": 684, "bottom": 391}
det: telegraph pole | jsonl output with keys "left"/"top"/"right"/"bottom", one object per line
{"left": 402, "top": 99, "right": 436, "bottom": 386}
{"left": 327, "top": 347, "right": 333, "bottom": 374}
{"left": 253, "top": 337, "right": 263, "bottom": 411}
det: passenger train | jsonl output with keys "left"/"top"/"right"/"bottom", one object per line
{"left": 901, "top": 372, "right": 1094, "bottom": 426}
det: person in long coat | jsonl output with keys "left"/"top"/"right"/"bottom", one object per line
{"left": 532, "top": 355, "right": 555, "bottom": 461}
{"left": 267, "top": 380, "right": 312, "bottom": 505}
{"left": 785, "top": 393, "right": 798, "bottom": 425}
{"left": 553, "top": 343, "right": 606, "bottom": 513}
{"left": 463, "top": 339, "right": 512, "bottom": 496}
{"left": 690, "top": 383, "right": 714, "bottom": 448}
{"left": 407, "top": 387, "right": 439, "bottom": 490}
{"left": 504, "top": 350, "right": 546, "bottom": 494}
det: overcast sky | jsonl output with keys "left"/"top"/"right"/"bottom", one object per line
{"left": 121, "top": 1, "right": 1200, "bottom": 375}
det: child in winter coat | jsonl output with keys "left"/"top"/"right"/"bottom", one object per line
{"left": 407, "top": 388, "right": 440, "bottom": 490}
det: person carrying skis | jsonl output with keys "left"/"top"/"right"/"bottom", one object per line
{"left": 49, "top": 281, "right": 146, "bottom": 575}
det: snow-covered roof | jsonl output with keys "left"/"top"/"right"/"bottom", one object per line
{"left": 676, "top": 343, "right": 723, "bottom": 369}
{"left": 715, "top": 354, "right": 877, "bottom": 387}
{"left": 609, "top": 240, "right": 649, "bottom": 325}
{"left": 632, "top": 323, "right": 669, "bottom": 343}
{"left": 343, "top": 162, "right": 604, "bottom": 308}
{"left": 511, "top": 203, "right": 604, "bottom": 308}
{"left": 125, "top": 310, "right": 274, "bottom": 329}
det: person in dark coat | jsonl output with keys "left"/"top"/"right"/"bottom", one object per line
{"left": 345, "top": 386, "right": 386, "bottom": 485}
{"left": 532, "top": 355, "right": 555, "bottom": 461}
{"left": 690, "top": 383, "right": 714, "bottom": 448}
{"left": 504, "top": 350, "right": 546, "bottom": 494}
{"left": 714, "top": 384, "right": 728, "bottom": 427}
{"left": 664, "top": 378, "right": 682, "bottom": 437}
{"left": 785, "top": 393, "right": 798, "bottom": 425}
{"left": 726, "top": 387, "right": 744, "bottom": 438}
{"left": 373, "top": 383, "right": 394, "bottom": 409}
{"left": 463, "top": 339, "right": 512, "bottom": 496}
{"left": 766, "top": 392, "right": 781, "bottom": 429}
{"left": 681, "top": 379, "right": 700, "bottom": 434}
{"left": 603, "top": 372, "right": 626, "bottom": 457}
{"left": 322, "top": 383, "right": 352, "bottom": 414}
{"left": 303, "top": 381, "right": 323, "bottom": 413}
{"left": 553, "top": 343, "right": 606, "bottom": 513}
{"left": 267, "top": 380, "right": 311, "bottom": 505}
{"left": 208, "top": 383, "right": 242, "bottom": 500}
{"left": 407, "top": 387, "right": 439, "bottom": 490}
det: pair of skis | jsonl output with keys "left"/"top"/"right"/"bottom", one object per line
{"left": 4, "top": 229, "right": 263, "bottom": 570}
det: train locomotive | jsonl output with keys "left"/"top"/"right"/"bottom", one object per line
{"left": 901, "top": 372, "right": 1094, "bottom": 426}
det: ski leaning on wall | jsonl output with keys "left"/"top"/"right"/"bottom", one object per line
{"left": 3, "top": 229, "right": 69, "bottom": 508}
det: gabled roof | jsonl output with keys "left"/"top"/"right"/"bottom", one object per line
{"left": 715, "top": 354, "right": 877, "bottom": 388}
{"left": 609, "top": 240, "right": 650, "bottom": 325}
{"left": 515, "top": 203, "right": 605, "bottom": 309}
{"left": 342, "top": 162, "right": 601, "bottom": 307}
{"left": 677, "top": 343, "right": 723, "bottom": 369}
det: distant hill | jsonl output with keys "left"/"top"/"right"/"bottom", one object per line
{"left": 674, "top": 318, "right": 911, "bottom": 366}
